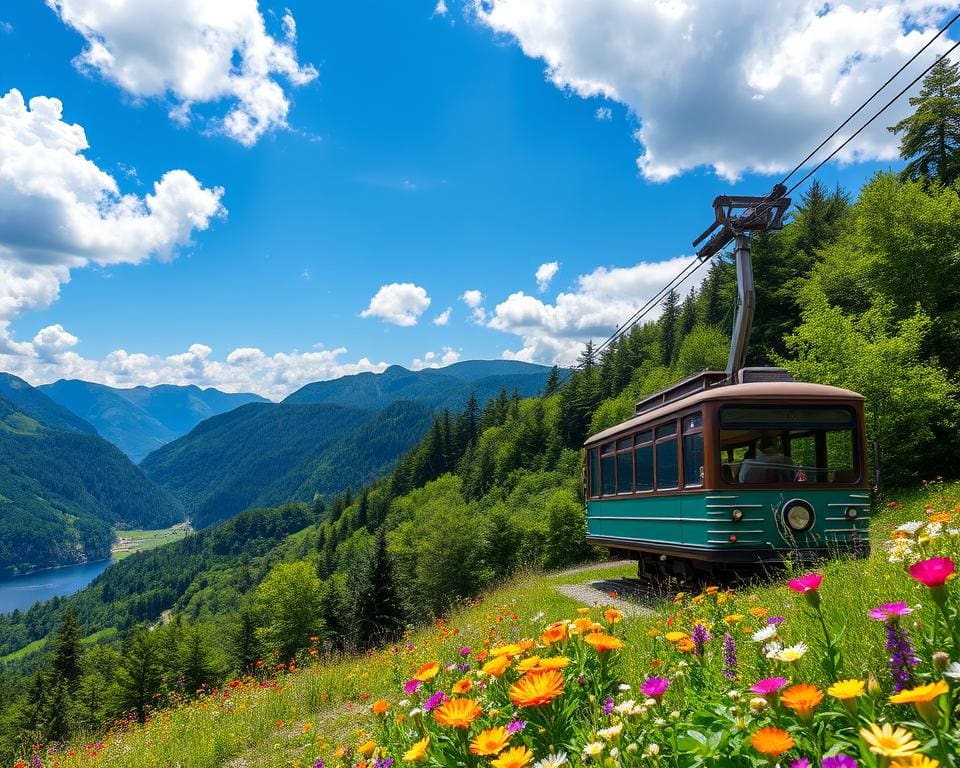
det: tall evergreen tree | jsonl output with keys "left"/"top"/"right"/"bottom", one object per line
{"left": 231, "top": 606, "right": 261, "bottom": 673}
{"left": 889, "top": 57, "right": 960, "bottom": 185}
{"left": 543, "top": 365, "right": 561, "bottom": 396}
{"left": 115, "top": 628, "right": 162, "bottom": 723}
{"left": 351, "top": 528, "right": 405, "bottom": 649}
{"left": 659, "top": 289, "right": 680, "bottom": 366}
{"left": 50, "top": 607, "right": 84, "bottom": 689}
{"left": 180, "top": 624, "right": 216, "bottom": 694}
{"left": 356, "top": 489, "right": 369, "bottom": 530}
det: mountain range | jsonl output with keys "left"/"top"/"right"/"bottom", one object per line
{"left": 0, "top": 376, "right": 183, "bottom": 576}
{"left": 38, "top": 380, "right": 267, "bottom": 462}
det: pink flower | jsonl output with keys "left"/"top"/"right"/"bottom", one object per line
{"left": 751, "top": 677, "right": 789, "bottom": 696}
{"left": 908, "top": 557, "right": 955, "bottom": 588}
{"left": 641, "top": 677, "right": 670, "bottom": 698}
{"left": 868, "top": 602, "right": 912, "bottom": 621}
{"left": 788, "top": 573, "right": 823, "bottom": 593}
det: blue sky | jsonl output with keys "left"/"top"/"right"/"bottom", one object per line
{"left": 0, "top": 1, "right": 954, "bottom": 398}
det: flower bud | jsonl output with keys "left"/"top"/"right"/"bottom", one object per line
{"left": 669, "top": 711, "right": 680, "bottom": 721}
{"left": 933, "top": 651, "right": 950, "bottom": 671}
{"left": 646, "top": 744, "right": 660, "bottom": 756}
{"left": 749, "top": 697, "right": 768, "bottom": 714}
{"left": 866, "top": 673, "right": 881, "bottom": 698}
{"left": 626, "top": 743, "right": 639, "bottom": 754}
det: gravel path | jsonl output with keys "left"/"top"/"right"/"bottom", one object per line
{"left": 555, "top": 580, "right": 654, "bottom": 618}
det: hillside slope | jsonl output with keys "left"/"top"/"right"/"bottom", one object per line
{"left": 140, "top": 400, "right": 434, "bottom": 528}
{"left": 0, "top": 395, "right": 184, "bottom": 576}
{"left": 0, "top": 373, "right": 97, "bottom": 435}
{"left": 40, "top": 380, "right": 267, "bottom": 462}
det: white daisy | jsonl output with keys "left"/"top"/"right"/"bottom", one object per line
{"left": 597, "top": 723, "right": 623, "bottom": 740}
{"left": 614, "top": 699, "right": 637, "bottom": 715}
{"left": 776, "top": 642, "right": 809, "bottom": 663}
{"left": 763, "top": 641, "right": 783, "bottom": 659}
{"left": 944, "top": 661, "right": 960, "bottom": 681}
{"left": 581, "top": 742, "right": 604, "bottom": 759}
{"left": 752, "top": 625, "right": 778, "bottom": 643}
{"left": 533, "top": 753, "right": 568, "bottom": 768}
{"left": 896, "top": 520, "right": 924, "bottom": 535}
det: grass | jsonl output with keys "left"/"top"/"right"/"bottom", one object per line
{"left": 1, "top": 637, "right": 45, "bottom": 662}
{"left": 37, "top": 481, "right": 959, "bottom": 768}
{"left": 112, "top": 523, "right": 192, "bottom": 559}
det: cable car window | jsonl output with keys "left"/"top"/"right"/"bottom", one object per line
{"left": 634, "top": 442, "right": 653, "bottom": 491}
{"left": 601, "top": 450, "right": 616, "bottom": 496}
{"left": 656, "top": 438, "right": 679, "bottom": 489}
{"left": 635, "top": 430, "right": 652, "bottom": 446}
{"left": 682, "top": 410, "right": 704, "bottom": 487}
{"left": 617, "top": 437, "right": 632, "bottom": 451}
{"left": 656, "top": 423, "right": 677, "bottom": 439}
{"left": 589, "top": 448, "right": 600, "bottom": 498}
{"left": 719, "top": 405, "right": 860, "bottom": 485}
{"left": 617, "top": 449, "right": 633, "bottom": 494}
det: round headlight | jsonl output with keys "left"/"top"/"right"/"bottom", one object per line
{"left": 783, "top": 500, "right": 815, "bottom": 532}
{"left": 845, "top": 507, "right": 859, "bottom": 520}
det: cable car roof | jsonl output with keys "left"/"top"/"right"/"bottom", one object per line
{"left": 583, "top": 381, "right": 864, "bottom": 447}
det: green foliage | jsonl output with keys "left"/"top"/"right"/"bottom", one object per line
{"left": 254, "top": 562, "right": 323, "bottom": 660}
{"left": 674, "top": 324, "right": 729, "bottom": 376}
{"left": 544, "top": 488, "right": 595, "bottom": 569}
{"left": 889, "top": 56, "right": 960, "bottom": 186}
{"left": 777, "top": 282, "right": 956, "bottom": 485}
{"left": 349, "top": 528, "right": 405, "bottom": 649}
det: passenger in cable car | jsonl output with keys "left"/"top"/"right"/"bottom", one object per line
{"left": 738, "top": 432, "right": 795, "bottom": 483}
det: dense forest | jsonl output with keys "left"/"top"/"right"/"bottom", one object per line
{"left": 2, "top": 56, "right": 960, "bottom": 765}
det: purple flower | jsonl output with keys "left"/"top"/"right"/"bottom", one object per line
{"left": 31, "top": 757, "right": 43, "bottom": 768}
{"left": 405, "top": 643, "right": 416, "bottom": 651}
{"left": 374, "top": 759, "right": 393, "bottom": 768}
{"left": 822, "top": 756, "right": 857, "bottom": 768}
{"left": 868, "top": 602, "right": 912, "bottom": 621}
{"left": 767, "top": 616, "right": 785, "bottom": 626}
{"left": 315, "top": 760, "right": 325, "bottom": 768}
{"left": 641, "top": 677, "right": 670, "bottom": 698}
{"left": 403, "top": 679, "right": 422, "bottom": 695}
{"left": 507, "top": 719, "right": 526, "bottom": 734}
{"left": 691, "top": 624, "right": 711, "bottom": 656}
{"left": 459, "top": 646, "right": 472, "bottom": 656}
{"left": 423, "top": 690, "right": 446, "bottom": 712}
{"left": 457, "top": 662, "right": 471, "bottom": 673}
{"left": 722, "top": 634, "right": 737, "bottom": 681}
{"left": 578, "top": 675, "right": 587, "bottom": 686}
{"left": 751, "top": 677, "right": 789, "bottom": 696}
{"left": 603, "top": 696, "right": 615, "bottom": 715}
{"left": 883, "top": 621, "right": 920, "bottom": 692}
{"left": 790, "top": 760, "right": 811, "bottom": 768}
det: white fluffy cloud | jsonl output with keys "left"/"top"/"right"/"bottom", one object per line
{"left": 432, "top": 306, "right": 452, "bottom": 326}
{"left": 0, "top": 88, "right": 224, "bottom": 353}
{"left": 489, "top": 255, "right": 705, "bottom": 364}
{"left": 461, "top": 289, "right": 487, "bottom": 323}
{"left": 361, "top": 282, "right": 431, "bottom": 326}
{"left": 474, "top": 1, "right": 956, "bottom": 181}
{"left": 0, "top": 331, "right": 388, "bottom": 400}
{"left": 47, "top": 0, "right": 317, "bottom": 146}
{"left": 535, "top": 261, "right": 560, "bottom": 292}
{"left": 411, "top": 346, "right": 461, "bottom": 371}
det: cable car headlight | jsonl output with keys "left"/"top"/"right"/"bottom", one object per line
{"left": 845, "top": 507, "right": 859, "bottom": 520}
{"left": 731, "top": 508, "right": 744, "bottom": 522}
{"left": 783, "top": 499, "right": 815, "bottom": 533}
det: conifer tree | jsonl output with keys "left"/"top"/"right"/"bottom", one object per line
{"left": 115, "top": 628, "right": 162, "bottom": 723}
{"left": 51, "top": 607, "right": 84, "bottom": 689}
{"left": 180, "top": 624, "right": 216, "bottom": 694}
{"left": 889, "top": 57, "right": 960, "bottom": 185}
{"left": 356, "top": 489, "right": 369, "bottom": 530}
{"left": 351, "top": 528, "right": 405, "bottom": 650}
{"left": 231, "top": 606, "right": 261, "bottom": 673}
{"left": 659, "top": 288, "right": 680, "bottom": 366}
{"left": 543, "top": 365, "right": 561, "bottom": 396}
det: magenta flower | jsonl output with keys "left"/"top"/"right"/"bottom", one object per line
{"left": 403, "top": 679, "right": 422, "bottom": 694}
{"left": 459, "top": 646, "right": 472, "bottom": 656}
{"left": 788, "top": 573, "right": 823, "bottom": 593}
{"left": 751, "top": 677, "right": 789, "bottom": 696}
{"left": 790, "top": 759, "right": 811, "bottom": 768}
{"left": 603, "top": 696, "right": 614, "bottom": 715}
{"left": 909, "top": 556, "right": 955, "bottom": 588}
{"left": 868, "top": 602, "right": 912, "bottom": 621}
{"left": 641, "top": 677, "right": 670, "bottom": 698}
{"left": 423, "top": 690, "right": 446, "bottom": 711}
{"left": 507, "top": 719, "right": 526, "bottom": 734}
{"left": 822, "top": 756, "right": 857, "bottom": 768}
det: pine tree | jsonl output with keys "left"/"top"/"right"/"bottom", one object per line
{"left": 350, "top": 528, "right": 405, "bottom": 649}
{"left": 676, "top": 289, "right": 698, "bottom": 357}
{"left": 115, "top": 628, "right": 162, "bottom": 723}
{"left": 231, "top": 606, "right": 261, "bottom": 673}
{"left": 543, "top": 365, "right": 561, "bottom": 396}
{"left": 659, "top": 288, "right": 680, "bottom": 366}
{"left": 180, "top": 624, "right": 216, "bottom": 694}
{"left": 356, "top": 489, "right": 369, "bottom": 530}
{"left": 51, "top": 607, "right": 84, "bottom": 689}
{"left": 577, "top": 340, "right": 597, "bottom": 372}
{"left": 889, "top": 57, "right": 960, "bottom": 185}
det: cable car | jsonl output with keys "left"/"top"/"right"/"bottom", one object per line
{"left": 583, "top": 186, "right": 872, "bottom": 580}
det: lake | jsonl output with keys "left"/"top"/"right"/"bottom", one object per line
{"left": 0, "top": 559, "right": 114, "bottom": 615}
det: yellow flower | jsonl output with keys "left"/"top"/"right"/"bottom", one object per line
{"left": 750, "top": 727, "right": 794, "bottom": 757}
{"left": 358, "top": 741, "right": 377, "bottom": 757}
{"left": 724, "top": 614, "right": 744, "bottom": 625}
{"left": 516, "top": 656, "right": 542, "bottom": 673}
{"left": 537, "top": 656, "right": 571, "bottom": 670}
{"left": 861, "top": 723, "right": 921, "bottom": 758}
{"left": 482, "top": 656, "right": 511, "bottom": 677}
{"left": 491, "top": 746, "right": 534, "bottom": 768}
{"left": 646, "top": 627, "right": 661, "bottom": 638}
{"left": 433, "top": 698, "right": 483, "bottom": 729}
{"left": 664, "top": 631, "right": 687, "bottom": 643}
{"left": 576, "top": 607, "right": 591, "bottom": 615}
{"left": 571, "top": 617, "right": 594, "bottom": 634}
{"left": 749, "top": 607, "right": 768, "bottom": 618}
{"left": 509, "top": 669, "right": 565, "bottom": 707}
{"left": 470, "top": 726, "right": 511, "bottom": 756}
{"left": 828, "top": 679, "right": 865, "bottom": 701}
{"left": 414, "top": 662, "right": 440, "bottom": 682}
{"left": 889, "top": 680, "right": 949, "bottom": 705}
{"left": 403, "top": 736, "right": 430, "bottom": 762}
{"left": 892, "top": 756, "right": 940, "bottom": 768}
{"left": 490, "top": 643, "right": 524, "bottom": 658}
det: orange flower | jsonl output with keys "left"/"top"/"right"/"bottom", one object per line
{"left": 491, "top": 746, "right": 534, "bottom": 768}
{"left": 749, "top": 607, "right": 768, "bottom": 618}
{"left": 371, "top": 699, "right": 390, "bottom": 716}
{"left": 358, "top": 740, "right": 378, "bottom": 757}
{"left": 482, "top": 656, "right": 511, "bottom": 677}
{"left": 781, "top": 684, "right": 823, "bottom": 720}
{"left": 470, "top": 726, "right": 511, "bottom": 756}
{"left": 537, "top": 656, "right": 571, "bottom": 670}
{"left": 452, "top": 678, "right": 473, "bottom": 694}
{"left": 475, "top": 650, "right": 489, "bottom": 661}
{"left": 433, "top": 698, "right": 483, "bottom": 729}
{"left": 508, "top": 669, "right": 565, "bottom": 707}
{"left": 519, "top": 639, "right": 537, "bottom": 651}
{"left": 928, "top": 512, "right": 952, "bottom": 523}
{"left": 414, "top": 662, "right": 440, "bottom": 682}
{"left": 584, "top": 632, "right": 623, "bottom": 653}
{"left": 750, "top": 727, "right": 795, "bottom": 757}
{"left": 542, "top": 622, "right": 568, "bottom": 645}
{"left": 676, "top": 637, "right": 696, "bottom": 654}
{"left": 490, "top": 643, "right": 524, "bottom": 658}
{"left": 516, "top": 656, "right": 542, "bottom": 673}
{"left": 571, "top": 617, "right": 594, "bottom": 634}
{"left": 403, "top": 735, "right": 430, "bottom": 762}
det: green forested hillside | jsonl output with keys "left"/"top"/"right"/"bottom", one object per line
{"left": 140, "top": 400, "right": 435, "bottom": 528}
{"left": 0, "top": 395, "right": 184, "bottom": 576}
{"left": 0, "top": 373, "right": 96, "bottom": 436}
{"left": 40, "top": 380, "right": 267, "bottom": 462}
